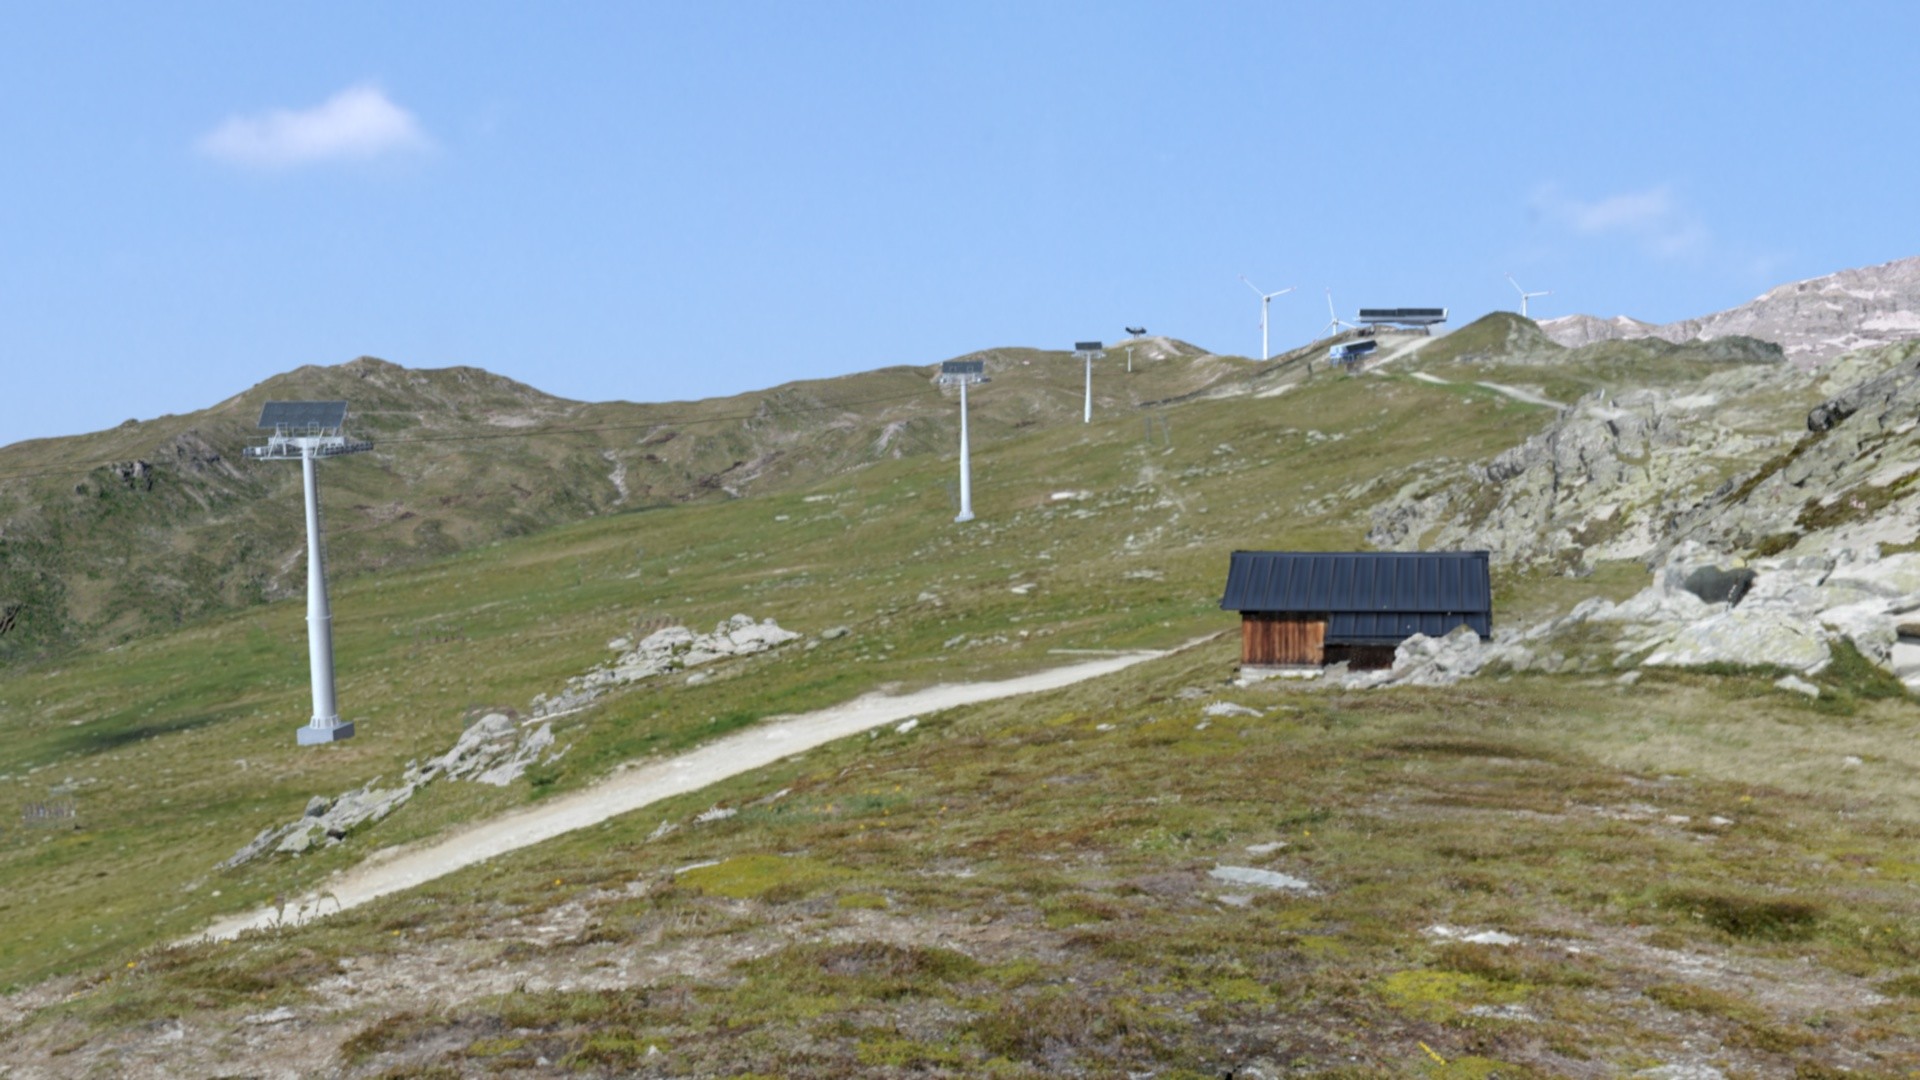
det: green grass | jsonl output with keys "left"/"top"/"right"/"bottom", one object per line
{"left": 5, "top": 341, "right": 1920, "bottom": 1076}
{"left": 0, "top": 351, "right": 1556, "bottom": 991}
{"left": 27, "top": 642, "right": 1914, "bottom": 1075}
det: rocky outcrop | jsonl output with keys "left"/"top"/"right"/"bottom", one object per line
{"left": 220, "top": 780, "right": 417, "bottom": 867}
{"left": 1539, "top": 255, "right": 1920, "bottom": 364}
{"left": 1547, "top": 542, "right": 1920, "bottom": 682}
{"left": 1664, "top": 340, "right": 1920, "bottom": 559}
{"left": 1367, "top": 371, "right": 1791, "bottom": 568}
{"left": 531, "top": 615, "right": 802, "bottom": 718}
{"left": 220, "top": 614, "right": 803, "bottom": 868}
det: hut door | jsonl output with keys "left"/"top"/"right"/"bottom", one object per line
{"left": 1242, "top": 613, "right": 1326, "bottom": 666}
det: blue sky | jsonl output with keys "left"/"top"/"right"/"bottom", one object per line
{"left": 4, "top": 2, "right": 1917, "bottom": 444}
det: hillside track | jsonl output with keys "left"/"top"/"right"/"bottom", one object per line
{"left": 194, "top": 640, "right": 1213, "bottom": 941}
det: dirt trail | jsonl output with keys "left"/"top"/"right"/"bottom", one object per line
{"left": 195, "top": 645, "right": 1192, "bottom": 941}
{"left": 1409, "top": 370, "right": 1564, "bottom": 408}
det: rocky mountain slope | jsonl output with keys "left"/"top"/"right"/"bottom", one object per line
{"left": 1540, "top": 254, "right": 1920, "bottom": 363}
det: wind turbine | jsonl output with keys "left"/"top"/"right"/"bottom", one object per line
{"left": 1240, "top": 276, "right": 1294, "bottom": 361}
{"left": 1507, "top": 273, "right": 1550, "bottom": 319}
{"left": 1321, "top": 288, "right": 1356, "bottom": 339}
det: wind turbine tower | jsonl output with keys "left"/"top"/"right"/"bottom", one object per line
{"left": 1240, "top": 277, "right": 1295, "bottom": 361}
{"left": 939, "top": 360, "right": 987, "bottom": 523}
{"left": 245, "top": 401, "right": 373, "bottom": 745}
{"left": 1321, "top": 288, "right": 1357, "bottom": 339}
{"left": 1073, "top": 341, "right": 1105, "bottom": 424}
{"left": 1507, "top": 274, "right": 1550, "bottom": 319}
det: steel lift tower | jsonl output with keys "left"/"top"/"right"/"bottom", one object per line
{"left": 245, "top": 401, "right": 372, "bottom": 745}
{"left": 1073, "top": 341, "right": 1105, "bottom": 424}
{"left": 939, "top": 360, "right": 987, "bottom": 522}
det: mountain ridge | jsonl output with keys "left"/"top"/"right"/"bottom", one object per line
{"left": 1539, "top": 253, "right": 1920, "bottom": 363}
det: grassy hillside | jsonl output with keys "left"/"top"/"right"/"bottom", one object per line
{"left": 0, "top": 349, "right": 1546, "bottom": 989}
{"left": 3, "top": 336, "right": 1916, "bottom": 1076}
{"left": 0, "top": 342, "right": 1240, "bottom": 661}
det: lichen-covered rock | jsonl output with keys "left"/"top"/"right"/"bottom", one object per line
{"left": 1642, "top": 609, "right": 1831, "bottom": 674}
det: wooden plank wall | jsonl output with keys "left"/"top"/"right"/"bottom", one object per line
{"left": 1240, "top": 613, "right": 1326, "bottom": 665}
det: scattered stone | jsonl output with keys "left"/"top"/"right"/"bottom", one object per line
{"left": 1009, "top": 583, "right": 1035, "bottom": 595}
{"left": 1466, "top": 1004, "right": 1537, "bottom": 1021}
{"left": 242, "top": 1007, "right": 299, "bottom": 1026}
{"left": 1844, "top": 755, "right": 1864, "bottom": 768}
{"left": 648, "top": 820, "right": 679, "bottom": 841}
{"left": 1209, "top": 865, "right": 1312, "bottom": 892}
{"left": 895, "top": 718, "right": 919, "bottom": 734}
{"left": 606, "top": 636, "right": 631, "bottom": 652}
{"left": 1202, "top": 701, "right": 1261, "bottom": 718}
{"left": 1424, "top": 925, "right": 1520, "bottom": 946}
{"left": 1244, "top": 841, "right": 1288, "bottom": 855}
{"left": 1635, "top": 1066, "right": 1726, "bottom": 1080}
{"left": 693, "top": 806, "right": 737, "bottom": 823}
{"left": 820, "top": 625, "right": 851, "bottom": 640}
{"left": 1775, "top": 674, "right": 1821, "bottom": 697}
{"left": 303, "top": 796, "right": 330, "bottom": 818}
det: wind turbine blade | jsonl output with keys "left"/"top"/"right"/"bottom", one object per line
{"left": 1242, "top": 276, "right": 1263, "bottom": 296}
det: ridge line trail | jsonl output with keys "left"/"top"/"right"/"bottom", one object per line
{"left": 196, "top": 640, "right": 1211, "bottom": 941}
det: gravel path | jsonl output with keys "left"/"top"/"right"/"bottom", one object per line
{"left": 195, "top": 646, "right": 1185, "bottom": 941}
{"left": 1409, "top": 370, "right": 1563, "bottom": 408}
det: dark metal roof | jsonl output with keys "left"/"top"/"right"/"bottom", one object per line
{"left": 941, "top": 360, "right": 984, "bottom": 376}
{"left": 1357, "top": 307, "right": 1448, "bottom": 326}
{"left": 257, "top": 401, "right": 348, "bottom": 430}
{"left": 1327, "top": 611, "right": 1490, "bottom": 645}
{"left": 1220, "top": 550, "right": 1491, "bottom": 615}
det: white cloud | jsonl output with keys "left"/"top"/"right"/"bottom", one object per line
{"left": 198, "top": 84, "right": 430, "bottom": 169}
{"left": 1534, "top": 183, "right": 1708, "bottom": 259}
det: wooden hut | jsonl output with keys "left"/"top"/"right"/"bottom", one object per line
{"left": 1220, "top": 551, "right": 1492, "bottom": 670}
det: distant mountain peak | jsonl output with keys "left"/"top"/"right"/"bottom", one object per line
{"left": 1539, "top": 255, "right": 1920, "bottom": 364}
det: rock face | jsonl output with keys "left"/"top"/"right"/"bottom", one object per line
{"left": 1368, "top": 363, "right": 1793, "bottom": 569}
{"left": 1539, "top": 255, "right": 1920, "bottom": 365}
{"left": 1369, "top": 337, "right": 1920, "bottom": 574}
{"left": 1665, "top": 340, "right": 1920, "bottom": 560}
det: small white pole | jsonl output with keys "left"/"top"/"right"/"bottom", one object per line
{"left": 1083, "top": 352, "right": 1093, "bottom": 424}
{"left": 1127, "top": 345, "right": 1134, "bottom": 372}
{"left": 297, "top": 444, "right": 351, "bottom": 744}
{"left": 954, "top": 377, "right": 974, "bottom": 523}
{"left": 1260, "top": 299, "right": 1269, "bottom": 361}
